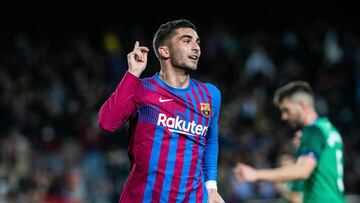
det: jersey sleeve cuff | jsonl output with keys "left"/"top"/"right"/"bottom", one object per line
{"left": 116, "top": 71, "right": 141, "bottom": 91}
{"left": 125, "top": 71, "right": 141, "bottom": 81}
{"left": 298, "top": 150, "right": 319, "bottom": 161}
{"left": 205, "top": 180, "right": 217, "bottom": 190}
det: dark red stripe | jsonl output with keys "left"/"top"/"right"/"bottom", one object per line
{"left": 183, "top": 88, "right": 203, "bottom": 202}
{"left": 168, "top": 134, "right": 187, "bottom": 202}
{"left": 119, "top": 123, "right": 156, "bottom": 202}
{"left": 196, "top": 170, "right": 204, "bottom": 203}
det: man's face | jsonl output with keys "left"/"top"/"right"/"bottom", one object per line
{"left": 278, "top": 98, "right": 303, "bottom": 129}
{"left": 167, "top": 28, "right": 201, "bottom": 71}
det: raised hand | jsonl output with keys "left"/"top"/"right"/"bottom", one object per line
{"left": 127, "top": 41, "right": 149, "bottom": 77}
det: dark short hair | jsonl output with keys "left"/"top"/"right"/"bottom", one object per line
{"left": 273, "top": 81, "right": 313, "bottom": 105}
{"left": 153, "top": 19, "right": 197, "bottom": 59}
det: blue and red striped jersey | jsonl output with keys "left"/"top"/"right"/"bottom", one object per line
{"left": 98, "top": 71, "right": 221, "bottom": 203}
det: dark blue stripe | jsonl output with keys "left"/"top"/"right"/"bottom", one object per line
{"left": 142, "top": 125, "right": 166, "bottom": 203}
{"left": 160, "top": 132, "right": 180, "bottom": 201}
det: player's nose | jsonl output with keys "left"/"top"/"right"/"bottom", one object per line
{"left": 192, "top": 42, "right": 200, "bottom": 53}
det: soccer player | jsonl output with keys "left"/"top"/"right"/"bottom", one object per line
{"left": 234, "top": 81, "right": 345, "bottom": 203}
{"left": 98, "top": 19, "right": 224, "bottom": 203}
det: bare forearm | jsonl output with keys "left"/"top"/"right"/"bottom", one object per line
{"left": 257, "top": 165, "right": 307, "bottom": 182}
{"left": 235, "top": 157, "right": 315, "bottom": 185}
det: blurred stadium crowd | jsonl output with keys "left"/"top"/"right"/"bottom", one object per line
{"left": 0, "top": 18, "right": 360, "bottom": 202}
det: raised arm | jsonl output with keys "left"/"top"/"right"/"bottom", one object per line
{"left": 98, "top": 41, "right": 149, "bottom": 132}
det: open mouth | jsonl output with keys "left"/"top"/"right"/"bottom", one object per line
{"left": 188, "top": 55, "right": 198, "bottom": 61}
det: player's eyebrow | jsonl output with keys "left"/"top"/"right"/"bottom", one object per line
{"left": 178, "top": 35, "right": 200, "bottom": 43}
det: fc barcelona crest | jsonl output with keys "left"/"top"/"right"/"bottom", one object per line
{"left": 200, "top": 102, "right": 211, "bottom": 117}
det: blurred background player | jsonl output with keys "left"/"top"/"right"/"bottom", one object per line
{"left": 234, "top": 81, "right": 345, "bottom": 203}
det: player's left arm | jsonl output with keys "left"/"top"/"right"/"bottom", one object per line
{"left": 264, "top": 156, "right": 317, "bottom": 181}
{"left": 202, "top": 85, "right": 224, "bottom": 203}
{"left": 235, "top": 126, "right": 324, "bottom": 182}
{"left": 235, "top": 156, "right": 317, "bottom": 182}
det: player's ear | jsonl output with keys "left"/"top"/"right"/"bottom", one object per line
{"left": 159, "top": 46, "right": 170, "bottom": 59}
{"left": 298, "top": 100, "right": 307, "bottom": 110}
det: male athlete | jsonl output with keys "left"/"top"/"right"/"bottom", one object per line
{"left": 98, "top": 19, "right": 224, "bottom": 203}
{"left": 234, "top": 81, "right": 345, "bottom": 203}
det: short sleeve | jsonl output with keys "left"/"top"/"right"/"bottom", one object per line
{"left": 297, "top": 126, "right": 325, "bottom": 161}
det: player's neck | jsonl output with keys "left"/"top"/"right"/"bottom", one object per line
{"left": 159, "top": 69, "right": 190, "bottom": 89}
{"left": 303, "top": 109, "right": 318, "bottom": 126}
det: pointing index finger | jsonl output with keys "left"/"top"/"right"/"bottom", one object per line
{"left": 134, "top": 41, "right": 139, "bottom": 50}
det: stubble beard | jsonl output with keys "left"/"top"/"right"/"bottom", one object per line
{"left": 171, "top": 55, "right": 197, "bottom": 73}
{"left": 290, "top": 111, "right": 304, "bottom": 130}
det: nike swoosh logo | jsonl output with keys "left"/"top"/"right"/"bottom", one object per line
{"left": 159, "top": 97, "right": 173, "bottom": 103}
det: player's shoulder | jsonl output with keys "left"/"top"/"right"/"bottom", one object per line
{"left": 302, "top": 125, "right": 324, "bottom": 140}
{"left": 204, "top": 83, "right": 221, "bottom": 94}
{"left": 140, "top": 75, "right": 156, "bottom": 84}
{"left": 140, "top": 75, "right": 154, "bottom": 82}
{"left": 303, "top": 125, "right": 321, "bottom": 134}
{"left": 138, "top": 75, "right": 158, "bottom": 92}
{"left": 192, "top": 79, "right": 221, "bottom": 96}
